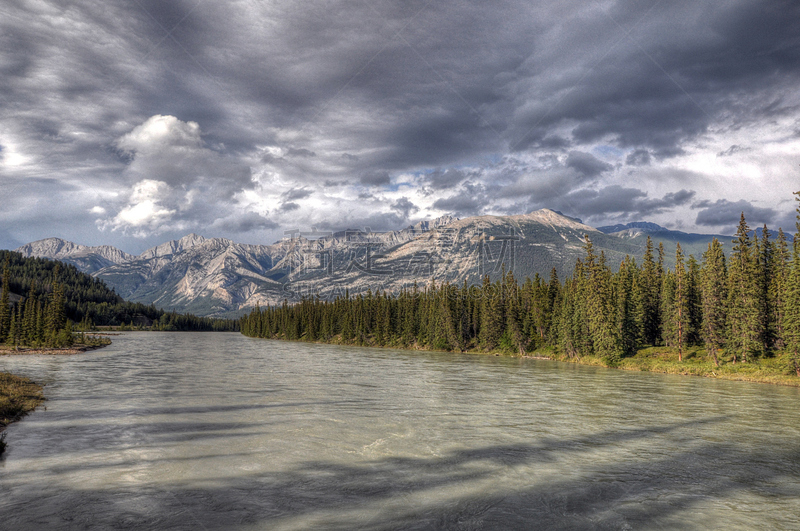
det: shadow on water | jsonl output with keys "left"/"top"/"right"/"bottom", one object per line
{"left": 4, "top": 416, "right": 799, "bottom": 530}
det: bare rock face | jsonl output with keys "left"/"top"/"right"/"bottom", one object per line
{"left": 16, "top": 238, "right": 135, "bottom": 273}
{"left": 138, "top": 233, "right": 210, "bottom": 260}
{"left": 19, "top": 209, "right": 717, "bottom": 317}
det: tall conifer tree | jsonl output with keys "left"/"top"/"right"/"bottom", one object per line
{"left": 701, "top": 239, "right": 727, "bottom": 367}
{"left": 638, "top": 237, "right": 661, "bottom": 346}
{"left": 584, "top": 237, "right": 621, "bottom": 365}
{"left": 758, "top": 225, "right": 777, "bottom": 350}
{"left": 479, "top": 275, "right": 503, "bottom": 350}
{"left": 615, "top": 256, "right": 638, "bottom": 358}
{"left": 0, "top": 260, "right": 10, "bottom": 344}
{"left": 785, "top": 191, "right": 800, "bottom": 375}
{"left": 727, "top": 213, "right": 764, "bottom": 362}
{"left": 687, "top": 254, "right": 702, "bottom": 346}
{"left": 672, "top": 244, "right": 690, "bottom": 361}
{"left": 771, "top": 229, "right": 790, "bottom": 349}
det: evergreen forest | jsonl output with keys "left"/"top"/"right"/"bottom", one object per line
{"left": 241, "top": 192, "right": 800, "bottom": 378}
{"left": 0, "top": 251, "right": 238, "bottom": 349}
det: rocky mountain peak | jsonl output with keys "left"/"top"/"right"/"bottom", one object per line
{"left": 521, "top": 209, "right": 595, "bottom": 230}
{"left": 15, "top": 238, "right": 133, "bottom": 274}
{"left": 14, "top": 209, "right": 730, "bottom": 318}
{"left": 139, "top": 233, "right": 208, "bottom": 260}
{"left": 410, "top": 215, "right": 458, "bottom": 232}
{"left": 17, "top": 237, "right": 86, "bottom": 258}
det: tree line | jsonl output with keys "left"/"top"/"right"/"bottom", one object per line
{"left": 0, "top": 261, "right": 75, "bottom": 347}
{"left": 241, "top": 192, "right": 800, "bottom": 375}
{"left": 0, "top": 251, "right": 238, "bottom": 347}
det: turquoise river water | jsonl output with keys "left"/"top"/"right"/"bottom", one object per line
{"left": 1, "top": 332, "right": 799, "bottom": 530}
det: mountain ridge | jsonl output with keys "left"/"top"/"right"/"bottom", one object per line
{"left": 14, "top": 210, "right": 737, "bottom": 317}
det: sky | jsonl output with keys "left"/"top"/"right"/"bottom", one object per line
{"left": 1, "top": 0, "right": 799, "bottom": 254}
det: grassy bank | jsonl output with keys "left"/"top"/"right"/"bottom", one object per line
{"left": 256, "top": 333, "right": 800, "bottom": 388}
{"left": 0, "top": 335, "right": 111, "bottom": 356}
{"left": 0, "top": 372, "right": 46, "bottom": 455}
{"left": 539, "top": 345, "right": 800, "bottom": 387}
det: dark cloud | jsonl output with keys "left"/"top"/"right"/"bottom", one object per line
{"left": 717, "top": 145, "right": 750, "bottom": 157}
{"left": 280, "top": 202, "right": 300, "bottom": 212}
{"left": 211, "top": 212, "right": 279, "bottom": 233}
{"left": 285, "top": 147, "right": 316, "bottom": 158}
{"left": 426, "top": 169, "right": 468, "bottom": 190}
{"left": 261, "top": 152, "right": 283, "bottom": 164}
{"left": 660, "top": 189, "right": 696, "bottom": 207}
{"left": 625, "top": 149, "right": 651, "bottom": 166}
{"left": 553, "top": 186, "right": 695, "bottom": 221}
{"left": 282, "top": 188, "right": 314, "bottom": 201}
{"left": 359, "top": 170, "right": 391, "bottom": 186}
{"left": 693, "top": 199, "right": 778, "bottom": 228}
{"left": 432, "top": 184, "right": 485, "bottom": 217}
{"left": 2, "top": 0, "right": 799, "bottom": 248}
{"left": 565, "top": 151, "right": 612, "bottom": 178}
{"left": 538, "top": 136, "right": 571, "bottom": 149}
{"left": 562, "top": 186, "right": 647, "bottom": 217}
{"left": 392, "top": 197, "right": 419, "bottom": 218}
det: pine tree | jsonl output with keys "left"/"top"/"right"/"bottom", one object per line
{"left": 701, "top": 238, "right": 727, "bottom": 367}
{"left": 771, "top": 228, "right": 790, "bottom": 349}
{"left": 638, "top": 237, "right": 662, "bottom": 346}
{"left": 504, "top": 269, "right": 525, "bottom": 355}
{"left": 615, "top": 256, "right": 638, "bottom": 358}
{"left": 557, "top": 277, "right": 579, "bottom": 358}
{"left": 664, "top": 244, "right": 691, "bottom": 361}
{"left": 758, "top": 225, "right": 777, "bottom": 351}
{"left": 22, "top": 281, "right": 37, "bottom": 346}
{"left": 726, "top": 213, "right": 764, "bottom": 362}
{"left": 660, "top": 269, "right": 677, "bottom": 349}
{"left": 479, "top": 275, "right": 503, "bottom": 350}
{"left": 0, "top": 260, "right": 10, "bottom": 344}
{"left": 785, "top": 191, "right": 800, "bottom": 375}
{"left": 6, "top": 305, "right": 19, "bottom": 349}
{"left": 686, "top": 255, "right": 702, "bottom": 347}
{"left": 546, "top": 267, "right": 560, "bottom": 343}
{"left": 584, "top": 237, "right": 621, "bottom": 365}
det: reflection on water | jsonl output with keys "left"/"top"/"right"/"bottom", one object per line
{"left": 1, "top": 332, "right": 799, "bottom": 529}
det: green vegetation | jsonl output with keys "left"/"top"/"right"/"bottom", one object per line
{"left": 0, "top": 250, "right": 239, "bottom": 337}
{"left": 241, "top": 191, "right": 800, "bottom": 386}
{"left": 0, "top": 371, "right": 45, "bottom": 456}
{"left": 0, "top": 259, "right": 76, "bottom": 348}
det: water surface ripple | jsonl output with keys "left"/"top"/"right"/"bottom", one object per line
{"left": 1, "top": 332, "right": 799, "bottom": 529}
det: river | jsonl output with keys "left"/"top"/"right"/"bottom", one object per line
{"left": 1, "top": 332, "right": 799, "bottom": 530}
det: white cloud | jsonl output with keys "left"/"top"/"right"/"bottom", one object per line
{"left": 116, "top": 115, "right": 203, "bottom": 154}
{"left": 99, "top": 179, "right": 175, "bottom": 236}
{"left": 98, "top": 116, "right": 258, "bottom": 236}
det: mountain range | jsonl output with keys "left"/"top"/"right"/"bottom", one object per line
{"left": 14, "top": 211, "right": 736, "bottom": 317}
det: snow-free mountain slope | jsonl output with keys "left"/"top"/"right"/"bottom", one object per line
{"left": 15, "top": 210, "right": 730, "bottom": 317}
{"left": 16, "top": 238, "right": 134, "bottom": 273}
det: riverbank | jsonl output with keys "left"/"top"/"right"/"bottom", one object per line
{"left": 0, "top": 372, "right": 46, "bottom": 455}
{"left": 0, "top": 339, "right": 111, "bottom": 455}
{"left": 523, "top": 345, "right": 800, "bottom": 387}
{"left": 0, "top": 337, "right": 112, "bottom": 357}
{"left": 247, "top": 334, "right": 800, "bottom": 388}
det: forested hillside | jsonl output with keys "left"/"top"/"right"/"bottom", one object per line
{"left": 0, "top": 251, "right": 238, "bottom": 334}
{"left": 241, "top": 194, "right": 800, "bottom": 378}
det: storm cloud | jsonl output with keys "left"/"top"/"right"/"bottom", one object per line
{"left": 693, "top": 199, "right": 779, "bottom": 230}
{"left": 1, "top": 0, "right": 799, "bottom": 251}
